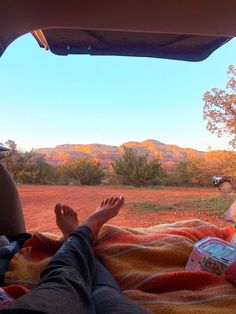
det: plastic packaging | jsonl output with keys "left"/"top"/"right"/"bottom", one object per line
{"left": 186, "top": 237, "right": 236, "bottom": 275}
{"left": 0, "top": 236, "right": 9, "bottom": 248}
{"left": 0, "top": 288, "right": 14, "bottom": 305}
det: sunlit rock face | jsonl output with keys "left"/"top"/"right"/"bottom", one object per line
{"left": 37, "top": 139, "right": 203, "bottom": 169}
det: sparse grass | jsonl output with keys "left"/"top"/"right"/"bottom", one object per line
{"left": 143, "top": 185, "right": 163, "bottom": 190}
{"left": 131, "top": 201, "right": 175, "bottom": 214}
{"left": 192, "top": 197, "right": 235, "bottom": 217}
{"left": 130, "top": 196, "right": 236, "bottom": 218}
{"left": 124, "top": 185, "right": 163, "bottom": 190}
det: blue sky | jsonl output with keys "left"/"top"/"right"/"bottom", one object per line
{"left": 1, "top": 34, "right": 236, "bottom": 151}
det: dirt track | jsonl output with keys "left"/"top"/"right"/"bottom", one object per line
{"left": 18, "top": 185, "right": 229, "bottom": 234}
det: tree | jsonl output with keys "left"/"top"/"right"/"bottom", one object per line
{"left": 203, "top": 65, "right": 236, "bottom": 147}
{"left": 4, "top": 140, "right": 56, "bottom": 184}
{"left": 3, "top": 140, "right": 20, "bottom": 178}
{"left": 61, "top": 158, "right": 104, "bottom": 185}
{"left": 14, "top": 150, "right": 55, "bottom": 184}
{"left": 112, "top": 147, "right": 163, "bottom": 186}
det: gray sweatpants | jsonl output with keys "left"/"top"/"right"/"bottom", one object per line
{"left": 1, "top": 227, "right": 149, "bottom": 314}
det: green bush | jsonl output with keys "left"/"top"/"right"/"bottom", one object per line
{"left": 61, "top": 158, "right": 104, "bottom": 185}
{"left": 4, "top": 140, "right": 56, "bottom": 184}
{"left": 112, "top": 147, "right": 164, "bottom": 186}
{"left": 165, "top": 162, "right": 192, "bottom": 186}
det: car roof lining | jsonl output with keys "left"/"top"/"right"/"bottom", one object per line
{"left": 0, "top": 1, "right": 236, "bottom": 60}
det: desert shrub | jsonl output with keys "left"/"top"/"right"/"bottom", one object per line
{"left": 103, "top": 171, "right": 121, "bottom": 185}
{"left": 164, "top": 162, "right": 192, "bottom": 186}
{"left": 165, "top": 151, "right": 236, "bottom": 187}
{"left": 4, "top": 140, "right": 55, "bottom": 184}
{"left": 112, "top": 147, "right": 164, "bottom": 186}
{"left": 187, "top": 151, "right": 236, "bottom": 186}
{"left": 61, "top": 158, "right": 104, "bottom": 185}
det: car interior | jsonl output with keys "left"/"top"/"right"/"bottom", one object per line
{"left": 1, "top": 1, "right": 236, "bottom": 313}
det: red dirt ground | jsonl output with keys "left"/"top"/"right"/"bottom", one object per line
{"left": 18, "top": 185, "right": 231, "bottom": 235}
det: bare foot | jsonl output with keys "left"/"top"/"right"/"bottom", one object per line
{"left": 54, "top": 203, "right": 79, "bottom": 239}
{"left": 82, "top": 196, "right": 124, "bottom": 243}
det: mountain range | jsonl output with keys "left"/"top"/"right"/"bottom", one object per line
{"left": 37, "top": 139, "right": 203, "bottom": 170}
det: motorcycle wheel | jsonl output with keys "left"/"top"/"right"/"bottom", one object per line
{"left": 219, "top": 181, "right": 233, "bottom": 193}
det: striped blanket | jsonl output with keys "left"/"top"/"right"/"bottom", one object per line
{"left": 3, "top": 220, "right": 236, "bottom": 313}
{"left": 95, "top": 220, "right": 236, "bottom": 313}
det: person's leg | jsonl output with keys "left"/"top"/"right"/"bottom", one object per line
{"left": 0, "top": 162, "right": 26, "bottom": 237}
{"left": 1, "top": 197, "right": 125, "bottom": 314}
{"left": 93, "top": 258, "right": 121, "bottom": 292}
{"left": 1, "top": 225, "right": 96, "bottom": 314}
{"left": 92, "top": 259, "right": 149, "bottom": 314}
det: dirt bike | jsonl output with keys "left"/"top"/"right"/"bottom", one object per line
{"left": 212, "top": 175, "right": 234, "bottom": 193}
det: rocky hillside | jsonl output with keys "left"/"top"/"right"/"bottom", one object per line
{"left": 37, "top": 139, "right": 203, "bottom": 170}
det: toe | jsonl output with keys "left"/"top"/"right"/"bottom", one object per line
{"left": 66, "top": 206, "right": 72, "bottom": 215}
{"left": 54, "top": 203, "right": 62, "bottom": 215}
{"left": 104, "top": 198, "right": 110, "bottom": 205}
{"left": 68, "top": 206, "right": 75, "bottom": 216}
{"left": 70, "top": 208, "right": 74, "bottom": 217}
{"left": 115, "top": 196, "right": 124, "bottom": 208}
{"left": 63, "top": 205, "right": 69, "bottom": 216}
{"left": 73, "top": 211, "right": 78, "bottom": 221}
{"left": 111, "top": 197, "right": 118, "bottom": 205}
{"left": 109, "top": 197, "right": 114, "bottom": 205}
{"left": 120, "top": 196, "right": 125, "bottom": 206}
{"left": 120, "top": 196, "right": 125, "bottom": 203}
